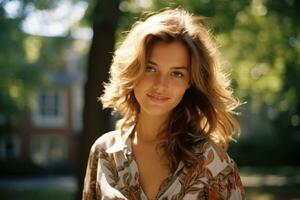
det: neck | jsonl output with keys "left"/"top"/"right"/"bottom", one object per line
{"left": 134, "top": 112, "right": 169, "bottom": 144}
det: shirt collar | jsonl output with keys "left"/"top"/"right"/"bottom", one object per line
{"left": 105, "top": 125, "right": 135, "bottom": 154}
{"left": 105, "top": 124, "right": 186, "bottom": 174}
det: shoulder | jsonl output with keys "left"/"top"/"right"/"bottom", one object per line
{"left": 200, "top": 139, "right": 235, "bottom": 178}
{"left": 201, "top": 140, "right": 245, "bottom": 198}
{"left": 89, "top": 130, "right": 122, "bottom": 154}
{"left": 180, "top": 140, "right": 245, "bottom": 198}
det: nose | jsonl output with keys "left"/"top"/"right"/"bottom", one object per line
{"left": 153, "top": 73, "right": 168, "bottom": 90}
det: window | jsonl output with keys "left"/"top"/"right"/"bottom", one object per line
{"left": 30, "top": 135, "right": 67, "bottom": 166}
{"left": 0, "top": 135, "right": 20, "bottom": 160}
{"left": 33, "top": 89, "right": 66, "bottom": 127}
{"left": 39, "top": 91, "right": 59, "bottom": 117}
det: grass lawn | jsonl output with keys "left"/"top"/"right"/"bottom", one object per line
{"left": 246, "top": 185, "right": 300, "bottom": 200}
{"left": 239, "top": 166, "right": 300, "bottom": 177}
{"left": 240, "top": 166, "right": 300, "bottom": 200}
{"left": 0, "top": 187, "right": 76, "bottom": 200}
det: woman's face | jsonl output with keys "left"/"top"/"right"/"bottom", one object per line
{"left": 134, "top": 40, "right": 190, "bottom": 118}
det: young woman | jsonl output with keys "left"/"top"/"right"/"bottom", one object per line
{"left": 82, "top": 8, "right": 245, "bottom": 200}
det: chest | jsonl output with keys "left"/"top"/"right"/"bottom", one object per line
{"left": 132, "top": 144, "right": 170, "bottom": 200}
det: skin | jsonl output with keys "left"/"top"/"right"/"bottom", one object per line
{"left": 133, "top": 40, "right": 190, "bottom": 199}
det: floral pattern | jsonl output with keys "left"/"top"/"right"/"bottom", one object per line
{"left": 82, "top": 126, "right": 245, "bottom": 200}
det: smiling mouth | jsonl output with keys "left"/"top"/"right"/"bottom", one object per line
{"left": 147, "top": 94, "right": 170, "bottom": 102}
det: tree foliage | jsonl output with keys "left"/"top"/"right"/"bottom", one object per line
{"left": 1, "top": 0, "right": 299, "bottom": 169}
{"left": 0, "top": 0, "right": 79, "bottom": 127}
{"left": 0, "top": 1, "right": 38, "bottom": 123}
{"left": 118, "top": 0, "right": 300, "bottom": 165}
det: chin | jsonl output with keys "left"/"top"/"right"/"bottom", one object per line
{"left": 141, "top": 106, "right": 175, "bottom": 118}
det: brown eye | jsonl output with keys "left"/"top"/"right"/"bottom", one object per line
{"left": 171, "top": 71, "right": 184, "bottom": 78}
{"left": 145, "top": 66, "right": 156, "bottom": 72}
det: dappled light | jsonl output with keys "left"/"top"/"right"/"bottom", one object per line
{"left": 0, "top": 0, "right": 299, "bottom": 199}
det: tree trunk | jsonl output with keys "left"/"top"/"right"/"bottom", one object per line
{"left": 76, "top": 0, "right": 121, "bottom": 199}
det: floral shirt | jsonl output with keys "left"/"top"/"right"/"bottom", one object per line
{"left": 82, "top": 126, "right": 245, "bottom": 200}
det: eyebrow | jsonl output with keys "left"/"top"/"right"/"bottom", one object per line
{"left": 148, "top": 60, "right": 189, "bottom": 70}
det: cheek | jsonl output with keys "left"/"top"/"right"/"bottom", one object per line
{"left": 176, "top": 87, "right": 189, "bottom": 98}
{"left": 134, "top": 76, "right": 150, "bottom": 98}
{"left": 171, "top": 80, "right": 190, "bottom": 94}
{"left": 135, "top": 75, "right": 153, "bottom": 90}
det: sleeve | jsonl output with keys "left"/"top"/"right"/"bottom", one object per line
{"left": 206, "top": 160, "right": 246, "bottom": 200}
{"left": 82, "top": 146, "right": 101, "bottom": 200}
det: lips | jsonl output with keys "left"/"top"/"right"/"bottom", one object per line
{"left": 147, "top": 93, "right": 170, "bottom": 102}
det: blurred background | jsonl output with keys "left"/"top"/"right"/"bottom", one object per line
{"left": 0, "top": 0, "right": 299, "bottom": 199}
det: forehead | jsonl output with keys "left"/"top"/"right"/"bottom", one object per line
{"left": 148, "top": 40, "right": 190, "bottom": 68}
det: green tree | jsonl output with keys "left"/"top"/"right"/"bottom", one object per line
{"left": 76, "top": 4, "right": 300, "bottom": 199}
{"left": 149, "top": 0, "right": 300, "bottom": 165}
{"left": 0, "top": 0, "right": 86, "bottom": 131}
{"left": 0, "top": 1, "right": 39, "bottom": 131}
{"left": 77, "top": 0, "right": 122, "bottom": 199}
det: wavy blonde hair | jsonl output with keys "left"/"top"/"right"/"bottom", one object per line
{"left": 101, "top": 8, "right": 241, "bottom": 171}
